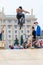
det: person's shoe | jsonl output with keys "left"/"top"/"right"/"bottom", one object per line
{"left": 19, "top": 27, "right": 21, "bottom": 30}
{"left": 20, "top": 25, "right": 21, "bottom": 30}
{"left": 20, "top": 24, "right": 22, "bottom": 30}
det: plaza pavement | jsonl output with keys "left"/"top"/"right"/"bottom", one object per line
{"left": 0, "top": 49, "right": 43, "bottom": 65}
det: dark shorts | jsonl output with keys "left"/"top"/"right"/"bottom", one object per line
{"left": 16, "top": 13, "right": 25, "bottom": 19}
{"left": 32, "top": 36, "right": 36, "bottom": 42}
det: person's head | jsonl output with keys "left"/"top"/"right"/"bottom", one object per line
{"left": 19, "top": 6, "right": 22, "bottom": 9}
{"left": 9, "top": 45, "right": 11, "bottom": 48}
{"left": 32, "top": 26, "right": 35, "bottom": 30}
{"left": 34, "top": 22, "right": 38, "bottom": 26}
{"left": 9, "top": 45, "right": 14, "bottom": 49}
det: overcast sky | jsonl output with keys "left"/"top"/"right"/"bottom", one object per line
{"left": 0, "top": 0, "right": 43, "bottom": 30}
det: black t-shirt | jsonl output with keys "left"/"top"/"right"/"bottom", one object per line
{"left": 32, "top": 30, "right": 36, "bottom": 39}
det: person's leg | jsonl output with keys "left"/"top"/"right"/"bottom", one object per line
{"left": 16, "top": 13, "right": 25, "bottom": 29}
{"left": 20, "top": 14, "right": 25, "bottom": 29}
{"left": 36, "top": 36, "right": 41, "bottom": 41}
{"left": 16, "top": 13, "right": 21, "bottom": 25}
{"left": 21, "top": 14, "right": 25, "bottom": 23}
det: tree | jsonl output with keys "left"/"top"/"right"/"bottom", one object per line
{"left": 14, "top": 37, "right": 19, "bottom": 45}
{"left": 20, "top": 35, "right": 24, "bottom": 45}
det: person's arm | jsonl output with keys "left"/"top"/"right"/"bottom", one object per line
{"left": 22, "top": 9, "right": 30, "bottom": 14}
{"left": 16, "top": 8, "right": 30, "bottom": 14}
{"left": 16, "top": 8, "right": 22, "bottom": 12}
{"left": 16, "top": 9, "right": 18, "bottom": 12}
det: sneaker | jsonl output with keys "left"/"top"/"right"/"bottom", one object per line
{"left": 20, "top": 25, "right": 22, "bottom": 29}
{"left": 20, "top": 26, "right": 21, "bottom": 29}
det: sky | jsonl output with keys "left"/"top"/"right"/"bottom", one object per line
{"left": 0, "top": 0, "right": 43, "bottom": 30}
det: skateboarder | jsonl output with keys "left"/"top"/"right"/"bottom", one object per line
{"left": 16, "top": 6, "right": 30, "bottom": 29}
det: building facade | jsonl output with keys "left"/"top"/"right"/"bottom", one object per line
{"left": 0, "top": 8, "right": 37, "bottom": 48}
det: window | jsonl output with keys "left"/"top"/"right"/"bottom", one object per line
{"left": 14, "top": 25, "right": 17, "bottom": 28}
{"left": 8, "top": 30, "right": 11, "bottom": 33}
{"left": 27, "top": 25, "right": 30, "bottom": 28}
{"left": 8, "top": 20, "right": 11, "bottom": 23}
{"left": 14, "top": 20, "right": 17, "bottom": 23}
{"left": 15, "top": 35, "right": 17, "bottom": 38}
{"left": 9, "top": 35, "right": 11, "bottom": 38}
{"left": 26, "top": 20, "right": 30, "bottom": 22}
{"left": 26, "top": 35, "right": 29, "bottom": 38}
{"left": 15, "top": 30, "right": 17, "bottom": 33}
{"left": 8, "top": 40, "right": 11, "bottom": 44}
{"left": 21, "top": 30, "right": 23, "bottom": 33}
{"left": 27, "top": 30, "right": 29, "bottom": 33}
{"left": 8, "top": 25, "right": 12, "bottom": 29}
{"left": 3, "top": 20, "right": 5, "bottom": 23}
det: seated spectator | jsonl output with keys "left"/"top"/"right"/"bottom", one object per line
{"left": 14, "top": 44, "right": 19, "bottom": 49}
{"left": 9, "top": 45, "right": 14, "bottom": 49}
{"left": 23, "top": 39, "right": 32, "bottom": 48}
{"left": 33, "top": 40, "right": 41, "bottom": 48}
{"left": 18, "top": 44, "right": 23, "bottom": 49}
{"left": 22, "top": 42, "right": 27, "bottom": 49}
{"left": 26, "top": 40, "right": 32, "bottom": 48}
{"left": 14, "top": 44, "right": 23, "bottom": 49}
{"left": 40, "top": 40, "right": 43, "bottom": 47}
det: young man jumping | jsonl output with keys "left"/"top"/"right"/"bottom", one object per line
{"left": 16, "top": 6, "right": 30, "bottom": 29}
